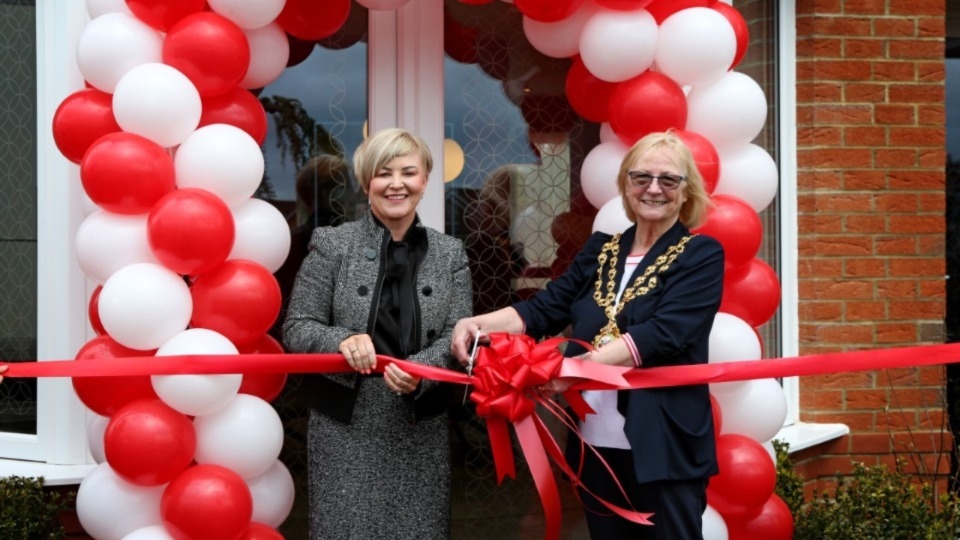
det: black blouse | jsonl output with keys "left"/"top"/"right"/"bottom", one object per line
{"left": 371, "top": 222, "right": 428, "bottom": 359}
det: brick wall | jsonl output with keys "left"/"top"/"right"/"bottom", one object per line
{"left": 794, "top": 0, "right": 949, "bottom": 490}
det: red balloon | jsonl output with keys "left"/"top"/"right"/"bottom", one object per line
{"left": 72, "top": 335, "right": 158, "bottom": 417}
{"left": 126, "top": 0, "right": 206, "bottom": 32}
{"left": 81, "top": 132, "right": 176, "bottom": 215}
{"left": 52, "top": 89, "right": 121, "bottom": 164}
{"left": 277, "top": 0, "right": 351, "bottom": 41}
{"left": 720, "top": 258, "right": 781, "bottom": 327}
{"left": 105, "top": 399, "right": 196, "bottom": 486}
{"left": 88, "top": 286, "right": 106, "bottom": 336}
{"left": 316, "top": 2, "right": 369, "bottom": 51}
{"left": 240, "top": 523, "right": 284, "bottom": 540}
{"left": 162, "top": 464, "right": 253, "bottom": 540}
{"left": 713, "top": 2, "right": 749, "bottom": 70}
{"left": 675, "top": 129, "right": 720, "bottom": 193}
{"left": 594, "top": 0, "right": 654, "bottom": 9}
{"left": 709, "top": 393, "right": 722, "bottom": 437}
{"left": 608, "top": 71, "right": 687, "bottom": 145}
{"left": 646, "top": 0, "right": 713, "bottom": 24}
{"left": 514, "top": 0, "right": 584, "bottom": 23}
{"left": 163, "top": 12, "right": 251, "bottom": 97}
{"left": 237, "top": 335, "right": 288, "bottom": 402}
{"left": 148, "top": 188, "right": 236, "bottom": 276}
{"left": 444, "top": 9, "right": 479, "bottom": 64}
{"left": 707, "top": 434, "right": 777, "bottom": 517}
{"left": 727, "top": 494, "right": 794, "bottom": 540}
{"left": 191, "top": 260, "right": 282, "bottom": 345}
{"left": 200, "top": 88, "right": 268, "bottom": 145}
{"left": 565, "top": 56, "right": 617, "bottom": 123}
{"left": 286, "top": 33, "right": 316, "bottom": 66}
{"left": 692, "top": 194, "right": 761, "bottom": 270}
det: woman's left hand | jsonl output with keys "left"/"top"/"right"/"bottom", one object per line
{"left": 384, "top": 363, "right": 420, "bottom": 397}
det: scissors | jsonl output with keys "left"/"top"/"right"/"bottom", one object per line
{"left": 462, "top": 330, "right": 482, "bottom": 404}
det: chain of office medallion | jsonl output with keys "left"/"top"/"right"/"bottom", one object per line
{"left": 593, "top": 234, "right": 694, "bottom": 319}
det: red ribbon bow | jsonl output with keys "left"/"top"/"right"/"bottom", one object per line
{"left": 467, "top": 333, "right": 652, "bottom": 540}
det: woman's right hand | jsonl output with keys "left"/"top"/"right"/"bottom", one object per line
{"left": 339, "top": 334, "right": 376, "bottom": 374}
{"left": 451, "top": 318, "right": 483, "bottom": 366}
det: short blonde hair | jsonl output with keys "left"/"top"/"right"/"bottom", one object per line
{"left": 353, "top": 128, "right": 433, "bottom": 192}
{"left": 616, "top": 130, "right": 712, "bottom": 228}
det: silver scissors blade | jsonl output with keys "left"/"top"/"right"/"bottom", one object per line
{"left": 462, "top": 330, "right": 482, "bottom": 404}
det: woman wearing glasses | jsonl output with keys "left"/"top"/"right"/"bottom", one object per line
{"left": 452, "top": 130, "right": 723, "bottom": 539}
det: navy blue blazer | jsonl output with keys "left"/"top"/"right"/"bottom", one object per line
{"left": 513, "top": 220, "right": 723, "bottom": 484}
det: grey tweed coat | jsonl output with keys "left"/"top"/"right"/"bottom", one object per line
{"left": 283, "top": 210, "right": 472, "bottom": 540}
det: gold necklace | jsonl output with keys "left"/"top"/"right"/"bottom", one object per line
{"left": 592, "top": 234, "right": 693, "bottom": 349}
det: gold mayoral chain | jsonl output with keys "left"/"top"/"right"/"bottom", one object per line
{"left": 592, "top": 234, "right": 694, "bottom": 349}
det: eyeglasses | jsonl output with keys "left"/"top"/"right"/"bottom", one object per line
{"left": 626, "top": 172, "right": 685, "bottom": 190}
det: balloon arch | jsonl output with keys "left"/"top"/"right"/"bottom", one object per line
{"left": 53, "top": 0, "right": 787, "bottom": 538}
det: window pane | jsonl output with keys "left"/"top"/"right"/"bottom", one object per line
{"left": 0, "top": 1, "right": 37, "bottom": 436}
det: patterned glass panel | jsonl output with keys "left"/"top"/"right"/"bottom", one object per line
{"left": 0, "top": 0, "right": 36, "bottom": 436}
{"left": 259, "top": 5, "right": 369, "bottom": 537}
{"left": 443, "top": 1, "right": 779, "bottom": 538}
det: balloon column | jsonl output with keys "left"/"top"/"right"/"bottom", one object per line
{"left": 52, "top": 0, "right": 360, "bottom": 537}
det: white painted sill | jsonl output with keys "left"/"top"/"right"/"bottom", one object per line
{"left": 775, "top": 422, "right": 850, "bottom": 452}
{"left": 0, "top": 460, "right": 95, "bottom": 486}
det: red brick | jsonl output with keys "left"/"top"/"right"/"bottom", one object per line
{"left": 873, "top": 18, "right": 917, "bottom": 37}
{"left": 875, "top": 323, "right": 920, "bottom": 343}
{"left": 889, "top": 0, "right": 945, "bottom": 16}
{"left": 799, "top": 301, "right": 844, "bottom": 320}
{"left": 874, "top": 148, "right": 918, "bottom": 168}
{"left": 804, "top": 237, "right": 873, "bottom": 256}
{"left": 888, "top": 300, "right": 943, "bottom": 319}
{"left": 871, "top": 60, "right": 917, "bottom": 81}
{"left": 812, "top": 104, "right": 875, "bottom": 124}
{"left": 844, "top": 38, "right": 885, "bottom": 58}
{"left": 874, "top": 104, "right": 916, "bottom": 124}
{"left": 846, "top": 388, "right": 890, "bottom": 410}
{"left": 848, "top": 432, "right": 893, "bottom": 454}
{"left": 889, "top": 84, "right": 945, "bottom": 104}
{"left": 888, "top": 126, "right": 946, "bottom": 147}
{"left": 875, "top": 279, "right": 919, "bottom": 298}
{"left": 874, "top": 193, "right": 919, "bottom": 212}
{"left": 843, "top": 214, "right": 886, "bottom": 233}
{"left": 874, "top": 237, "right": 918, "bottom": 256}
{"left": 814, "top": 324, "right": 875, "bottom": 344}
{"left": 888, "top": 39, "right": 947, "bottom": 60}
{"left": 842, "top": 169, "right": 886, "bottom": 189}
{"left": 800, "top": 389, "right": 845, "bottom": 409}
{"left": 888, "top": 258, "right": 944, "bottom": 277}
{"left": 888, "top": 215, "right": 945, "bottom": 233}
{"left": 798, "top": 257, "right": 843, "bottom": 278}
{"left": 843, "top": 126, "right": 887, "bottom": 145}
{"left": 844, "top": 300, "right": 886, "bottom": 320}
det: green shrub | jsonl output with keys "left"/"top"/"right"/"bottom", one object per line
{"left": 773, "top": 444, "right": 960, "bottom": 540}
{"left": 0, "top": 476, "right": 72, "bottom": 540}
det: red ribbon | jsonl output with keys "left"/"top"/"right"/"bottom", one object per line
{"left": 7, "top": 339, "right": 960, "bottom": 540}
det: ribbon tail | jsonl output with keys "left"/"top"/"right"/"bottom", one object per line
{"left": 515, "top": 415, "right": 561, "bottom": 540}
{"left": 562, "top": 389, "right": 594, "bottom": 420}
{"left": 487, "top": 418, "right": 516, "bottom": 482}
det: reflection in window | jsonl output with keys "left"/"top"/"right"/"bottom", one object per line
{"left": 0, "top": 2, "right": 37, "bottom": 436}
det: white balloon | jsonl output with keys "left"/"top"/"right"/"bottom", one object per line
{"left": 714, "top": 378, "right": 788, "bottom": 443}
{"left": 75, "top": 211, "right": 159, "bottom": 285}
{"left": 76, "top": 13, "right": 163, "bottom": 93}
{"left": 240, "top": 22, "right": 290, "bottom": 90}
{"left": 153, "top": 329, "right": 243, "bottom": 416}
{"left": 715, "top": 144, "right": 779, "bottom": 213}
{"left": 86, "top": 0, "right": 133, "bottom": 18}
{"left": 229, "top": 198, "right": 292, "bottom": 273}
{"left": 598, "top": 122, "right": 618, "bottom": 144}
{"left": 86, "top": 412, "right": 109, "bottom": 464}
{"left": 579, "top": 8, "right": 658, "bottom": 82}
{"left": 581, "top": 141, "right": 628, "bottom": 210}
{"left": 175, "top": 124, "right": 265, "bottom": 207}
{"left": 113, "top": 63, "right": 202, "bottom": 148}
{"left": 76, "top": 463, "right": 164, "bottom": 540}
{"left": 98, "top": 263, "right": 192, "bottom": 351}
{"left": 523, "top": 2, "right": 596, "bottom": 59}
{"left": 707, "top": 312, "right": 760, "bottom": 395}
{"left": 122, "top": 525, "right": 174, "bottom": 540}
{"left": 592, "top": 196, "right": 632, "bottom": 234}
{"left": 207, "top": 0, "right": 285, "bottom": 29}
{"left": 246, "top": 460, "right": 296, "bottom": 528}
{"left": 655, "top": 8, "right": 736, "bottom": 88}
{"left": 194, "top": 394, "right": 284, "bottom": 479}
{"left": 702, "top": 504, "right": 729, "bottom": 540}
{"left": 686, "top": 71, "right": 767, "bottom": 152}
{"left": 358, "top": 0, "right": 411, "bottom": 9}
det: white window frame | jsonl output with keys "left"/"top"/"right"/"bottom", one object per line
{"left": 0, "top": 0, "right": 96, "bottom": 483}
{"left": 774, "top": 0, "right": 848, "bottom": 450}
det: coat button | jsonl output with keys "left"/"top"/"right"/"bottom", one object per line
{"left": 422, "top": 286, "right": 433, "bottom": 296}
{"left": 358, "top": 286, "right": 368, "bottom": 296}
{"left": 365, "top": 248, "right": 377, "bottom": 260}
{"left": 427, "top": 329, "right": 437, "bottom": 340}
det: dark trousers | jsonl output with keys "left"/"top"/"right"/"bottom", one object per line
{"left": 576, "top": 446, "right": 708, "bottom": 540}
